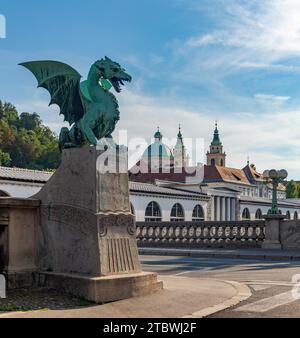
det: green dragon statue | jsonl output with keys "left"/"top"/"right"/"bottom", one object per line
{"left": 20, "top": 57, "right": 132, "bottom": 150}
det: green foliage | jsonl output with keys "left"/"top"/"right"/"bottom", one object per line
{"left": 0, "top": 100, "right": 60, "bottom": 170}
{"left": 0, "top": 149, "right": 11, "bottom": 166}
{"left": 286, "top": 180, "right": 300, "bottom": 198}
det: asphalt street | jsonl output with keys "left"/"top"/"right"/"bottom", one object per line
{"left": 140, "top": 254, "right": 300, "bottom": 317}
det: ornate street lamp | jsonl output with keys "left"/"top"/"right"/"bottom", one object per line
{"left": 263, "top": 169, "right": 288, "bottom": 215}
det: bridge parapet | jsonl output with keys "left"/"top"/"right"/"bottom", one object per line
{"left": 136, "top": 220, "right": 266, "bottom": 249}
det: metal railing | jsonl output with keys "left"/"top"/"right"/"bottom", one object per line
{"left": 136, "top": 220, "right": 265, "bottom": 249}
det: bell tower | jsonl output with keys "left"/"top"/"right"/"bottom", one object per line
{"left": 206, "top": 122, "right": 226, "bottom": 167}
{"left": 173, "top": 125, "right": 189, "bottom": 167}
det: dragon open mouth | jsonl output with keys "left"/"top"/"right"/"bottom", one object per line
{"left": 110, "top": 77, "right": 130, "bottom": 93}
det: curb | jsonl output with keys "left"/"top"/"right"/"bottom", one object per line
{"left": 183, "top": 279, "right": 252, "bottom": 318}
{"left": 139, "top": 248, "right": 300, "bottom": 261}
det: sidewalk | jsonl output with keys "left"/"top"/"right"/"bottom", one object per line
{"left": 0, "top": 276, "right": 251, "bottom": 318}
{"left": 139, "top": 247, "right": 300, "bottom": 261}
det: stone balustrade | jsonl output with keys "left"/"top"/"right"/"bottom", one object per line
{"left": 136, "top": 220, "right": 266, "bottom": 248}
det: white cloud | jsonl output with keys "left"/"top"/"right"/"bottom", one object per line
{"left": 177, "top": 0, "right": 300, "bottom": 71}
{"left": 15, "top": 91, "right": 68, "bottom": 134}
{"left": 254, "top": 93, "right": 291, "bottom": 102}
{"left": 115, "top": 88, "right": 300, "bottom": 179}
{"left": 15, "top": 85, "right": 300, "bottom": 178}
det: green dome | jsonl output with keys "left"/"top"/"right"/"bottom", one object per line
{"left": 143, "top": 141, "right": 173, "bottom": 159}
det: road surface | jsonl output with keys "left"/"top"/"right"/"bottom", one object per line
{"left": 141, "top": 254, "right": 300, "bottom": 317}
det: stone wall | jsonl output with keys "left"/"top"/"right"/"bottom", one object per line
{"left": 280, "top": 220, "right": 300, "bottom": 250}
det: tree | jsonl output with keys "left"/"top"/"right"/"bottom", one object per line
{"left": 0, "top": 150, "right": 11, "bottom": 166}
{"left": 0, "top": 100, "right": 60, "bottom": 170}
{"left": 286, "top": 180, "right": 299, "bottom": 198}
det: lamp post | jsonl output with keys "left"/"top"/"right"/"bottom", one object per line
{"left": 263, "top": 169, "right": 288, "bottom": 215}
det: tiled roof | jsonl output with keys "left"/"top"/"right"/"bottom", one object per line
{"left": 204, "top": 165, "right": 252, "bottom": 185}
{"left": 243, "top": 164, "right": 264, "bottom": 183}
{"left": 129, "top": 161, "right": 196, "bottom": 184}
{"left": 129, "top": 181, "right": 207, "bottom": 198}
{"left": 0, "top": 166, "right": 53, "bottom": 183}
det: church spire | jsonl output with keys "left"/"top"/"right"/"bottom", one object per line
{"left": 173, "top": 124, "right": 189, "bottom": 167}
{"left": 211, "top": 121, "right": 222, "bottom": 146}
{"left": 177, "top": 124, "right": 183, "bottom": 140}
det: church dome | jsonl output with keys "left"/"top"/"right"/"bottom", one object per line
{"left": 142, "top": 127, "right": 173, "bottom": 160}
{"left": 142, "top": 142, "right": 173, "bottom": 159}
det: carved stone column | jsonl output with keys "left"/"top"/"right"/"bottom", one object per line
{"left": 34, "top": 146, "right": 162, "bottom": 303}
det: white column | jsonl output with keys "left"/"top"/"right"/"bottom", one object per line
{"left": 222, "top": 197, "right": 226, "bottom": 221}
{"left": 231, "top": 198, "right": 236, "bottom": 221}
{"left": 211, "top": 196, "right": 215, "bottom": 221}
{"left": 226, "top": 197, "right": 231, "bottom": 221}
{"left": 216, "top": 196, "right": 220, "bottom": 221}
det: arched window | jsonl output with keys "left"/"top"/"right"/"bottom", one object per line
{"left": 170, "top": 203, "right": 185, "bottom": 222}
{"left": 255, "top": 209, "right": 262, "bottom": 219}
{"left": 145, "top": 201, "right": 162, "bottom": 222}
{"left": 242, "top": 208, "right": 250, "bottom": 220}
{"left": 211, "top": 159, "right": 216, "bottom": 166}
{"left": 0, "top": 190, "right": 10, "bottom": 197}
{"left": 192, "top": 205, "right": 205, "bottom": 221}
{"left": 278, "top": 210, "right": 282, "bottom": 214}
{"left": 286, "top": 211, "right": 291, "bottom": 220}
{"left": 294, "top": 211, "right": 298, "bottom": 220}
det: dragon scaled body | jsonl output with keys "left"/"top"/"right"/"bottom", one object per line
{"left": 20, "top": 57, "right": 132, "bottom": 150}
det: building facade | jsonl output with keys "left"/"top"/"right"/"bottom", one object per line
{"left": 0, "top": 123, "right": 298, "bottom": 222}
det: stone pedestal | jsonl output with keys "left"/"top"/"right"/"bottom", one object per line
{"left": 34, "top": 146, "right": 162, "bottom": 302}
{"left": 262, "top": 214, "right": 285, "bottom": 250}
{"left": 0, "top": 198, "right": 40, "bottom": 288}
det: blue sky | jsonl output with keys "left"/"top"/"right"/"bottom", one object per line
{"left": 1, "top": 0, "right": 300, "bottom": 178}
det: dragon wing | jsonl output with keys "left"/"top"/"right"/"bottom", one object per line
{"left": 20, "top": 60, "right": 84, "bottom": 125}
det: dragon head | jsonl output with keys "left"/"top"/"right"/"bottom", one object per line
{"left": 93, "top": 56, "right": 132, "bottom": 93}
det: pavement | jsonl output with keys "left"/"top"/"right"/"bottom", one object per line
{"left": 0, "top": 275, "right": 250, "bottom": 318}
{"left": 2, "top": 249, "right": 300, "bottom": 318}
{"left": 141, "top": 254, "right": 300, "bottom": 317}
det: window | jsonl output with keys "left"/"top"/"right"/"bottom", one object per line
{"left": 170, "top": 203, "right": 185, "bottom": 222}
{"left": 294, "top": 211, "right": 298, "bottom": 220}
{"left": 255, "top": 209, "right": 262, "bottom": 219}
{"left": 211, "top": 159, "right": 215, "bottom": 166}
{"left": 286, "top": 211, "right": 291, "bottom": 220}
{"left": 232, "top": 173, "right": 241, "bottom": 181}
{"left": 145, "top": 201, "right": 162, "bottom": 222}
{"left": 192, "top": 205, "right": 205, "bottom": 221}
{"left": 242, "top": 208, "right": 250, "bottom": 220}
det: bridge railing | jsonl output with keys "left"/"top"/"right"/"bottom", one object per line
{"left": 136, "top": 220, "right": 266, "bottom": 249}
